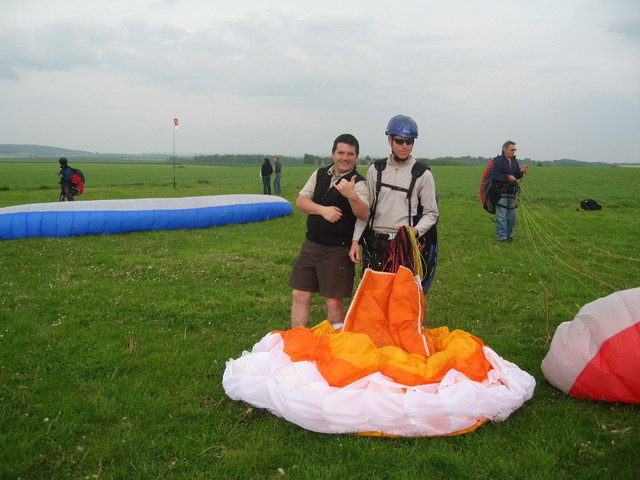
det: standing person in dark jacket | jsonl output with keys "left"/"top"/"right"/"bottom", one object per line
{"left": 261, "top": 157, "right": 273, "bottom": 195}
{"left": 288, "top": 133, "right": 369, "bottom": 328}
{"left": 58, "top": 157, "right": 74, "bottom": 201}
{"left": 490, "top": 141, "right": 528, "bottom": 242}
{"left": 273, "top": 156, "right": 282, "bottom": 194}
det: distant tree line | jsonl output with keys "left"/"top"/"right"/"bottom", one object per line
{"left": 188, "top": 154, "right": 305, "bottom": 166}
{"left": 182, "top": 153, "right": 373, "bottom": 166}
{"left": 0, "top": 144, "right": 95, "bottom": 156}
{"left": 0, "top": 145, "right": 621, "bottom": 167}
{"left": 175, "top": 153, "right": 616, "bottom": 168}
{"left": 183, "top": 153, "right": 381, "bottom": 166}
{"left": 417, "top": 156, "right": 614, "bottom": 168}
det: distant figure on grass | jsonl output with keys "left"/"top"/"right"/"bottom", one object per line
{"left": 273, "top": 156, "right": 282, "bottom": 194}
{"left": 490, "top": 141, "right": 528, "bottom": 242}
{"left": 261, "top": 157, "right": 273, "bottom": 195}
{"left": 289, "top": 133, "right": 369, "bottom": 328}
{"left": 58, "top": 157, "right": 75, "bottom": 201}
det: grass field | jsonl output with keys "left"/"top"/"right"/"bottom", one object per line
{"left": 1, "top": 162, "right": 639, "bottom": 479}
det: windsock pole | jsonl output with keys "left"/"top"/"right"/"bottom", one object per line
{"left": 172, "top": 117, "right": 179, "bottom": 188}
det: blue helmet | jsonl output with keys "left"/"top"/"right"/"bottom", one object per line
{"left": 385, "top": 115, "right": 418, "bottom": 138}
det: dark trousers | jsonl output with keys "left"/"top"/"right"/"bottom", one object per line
{"left": 262, "top": 176, "right": 271, "bottom": 195}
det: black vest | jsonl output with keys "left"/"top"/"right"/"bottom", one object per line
{"left": 306, "top": 165, "right": 365, "bottom": 246}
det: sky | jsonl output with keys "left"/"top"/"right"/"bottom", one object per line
{"left": 1, "top": 0, "right": 639, "bottom": 162}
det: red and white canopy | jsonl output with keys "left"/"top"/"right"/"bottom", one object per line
{"left": 541, "top": 287, "right": 640, "bottom": 404}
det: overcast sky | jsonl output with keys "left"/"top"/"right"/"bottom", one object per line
{"left": 1, "top": 0, "right": 639, "bottom": 162}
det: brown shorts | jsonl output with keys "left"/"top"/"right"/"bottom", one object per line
{"left": 288, "top": 239, "right": 355, "bottom": 299}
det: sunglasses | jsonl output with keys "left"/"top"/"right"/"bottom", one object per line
{"left": 393, "top": 138, "right": 415, "bottom": 146}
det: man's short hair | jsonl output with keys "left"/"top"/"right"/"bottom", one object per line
{"left": 332, "top": 133, "right": 359, "bottom": 156}
{"left": 502, "top": 140, "right": 516, "bottom": 151}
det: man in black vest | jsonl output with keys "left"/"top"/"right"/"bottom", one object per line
{"left": 289, "top": 134, "right": 369, "bottom": 328}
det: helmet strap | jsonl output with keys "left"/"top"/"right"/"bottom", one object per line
{"left": 392, "top": 153, "right": 409, "bottom": 163}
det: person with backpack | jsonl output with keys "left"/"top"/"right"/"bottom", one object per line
{"left": 58, "top": 157, "right": 75, "bottom": 201}
{"left": 349, "top": 115, "right": 439, "bottom": 276}
{"left": 288, "top": 134, "right": 369, "bottom": 328}
{"left": 490, "top": 141, "right": 528, "bottom": 242}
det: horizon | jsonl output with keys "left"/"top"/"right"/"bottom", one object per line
{"left": 2, "top": 143, "right": 634, "bottom": 165}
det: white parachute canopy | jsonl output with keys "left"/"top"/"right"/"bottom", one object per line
{"left": 541, "top": 287, "right": 640, "bottom": 404}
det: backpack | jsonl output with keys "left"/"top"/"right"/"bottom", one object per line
{"left": 480, "top": 158, "right": 501, "bottom": 214}
{"left": 580, "top": 199, "right": 601, "bottom": 211}
{"left": 369, "top": 159, "right": 439, "bottom": 293}
{"left": 71, "top": 168, "right": 85, "bottom": 196}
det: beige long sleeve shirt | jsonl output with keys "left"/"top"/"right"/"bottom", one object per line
{"left": 352, "top": 155, "right": 438, "bottom": 241}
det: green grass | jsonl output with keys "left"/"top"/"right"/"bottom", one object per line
{"left": 1, "top": 163, "right": 639, "bottom": 479}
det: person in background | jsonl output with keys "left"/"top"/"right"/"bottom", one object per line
{"left": 273, "top": 156, "right": 282, "bottom": 194}
{"left": 261, "top": 157, "right": 273, "bottom": 195}
{"left": 349, "top": 115, "right": 438, "bottom": 270}
{"left": 289, "top": 134, "right": 369, "bottom": 328}
{"left": 490, "top": 141, "right": 528, "bottom": 242}
{"left": 58, "top": 157, "right": 74, "bottom": 201}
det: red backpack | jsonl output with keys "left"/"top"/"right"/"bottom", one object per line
{"left": 70, "top": 168, "right": 85, "bottom": 196}
{"left": 480, "top": 159, "right": 499, "bottom": 214}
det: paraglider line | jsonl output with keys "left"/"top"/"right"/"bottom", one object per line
{"left": 520, "top": 183, "right": 639, "bottom": 271}
{"left": 516, "top": 175, "right": 639, "bottom": 326}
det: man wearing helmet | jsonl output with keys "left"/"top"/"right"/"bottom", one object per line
{"left": 349, "top": 115, "right": 439, "bottom": 272}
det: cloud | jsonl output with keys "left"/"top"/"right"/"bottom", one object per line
{"left": 0, "top": 1, "right": 638, "bottom": 161}
{"left": 0, "top": 9, "right": 479, "bottom": 106}
{"left": 607, "top": 16, "right": 640, "bottom": 41}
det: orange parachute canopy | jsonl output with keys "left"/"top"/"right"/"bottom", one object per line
{"left": 280, "top": 267, "right": 492, "bottom": 388}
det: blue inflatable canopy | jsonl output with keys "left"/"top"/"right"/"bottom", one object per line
{"left": 0, "top": 194, "right": 292, "bottom": 240}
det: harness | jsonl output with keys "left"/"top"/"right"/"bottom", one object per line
{"left": 492, "top": 155, "right": 520, "bottom": 210}
{"left": 496, "top": 182, "right": 520, "bottom": 210}
{"left": 367, "top": 158, "right": 429, "bottom": 233}
{"left": 364, "top": 158, "right": 439, "bottom": 294}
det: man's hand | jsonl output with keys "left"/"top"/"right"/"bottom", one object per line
{"left": 349, "top": 241, "right": 360, "bottom": 264}
{"left": 322, "top": 206, "right": 343, "bottom": 223}
{"left": 333, "top": 175, "right": 357, "bottom": 199}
